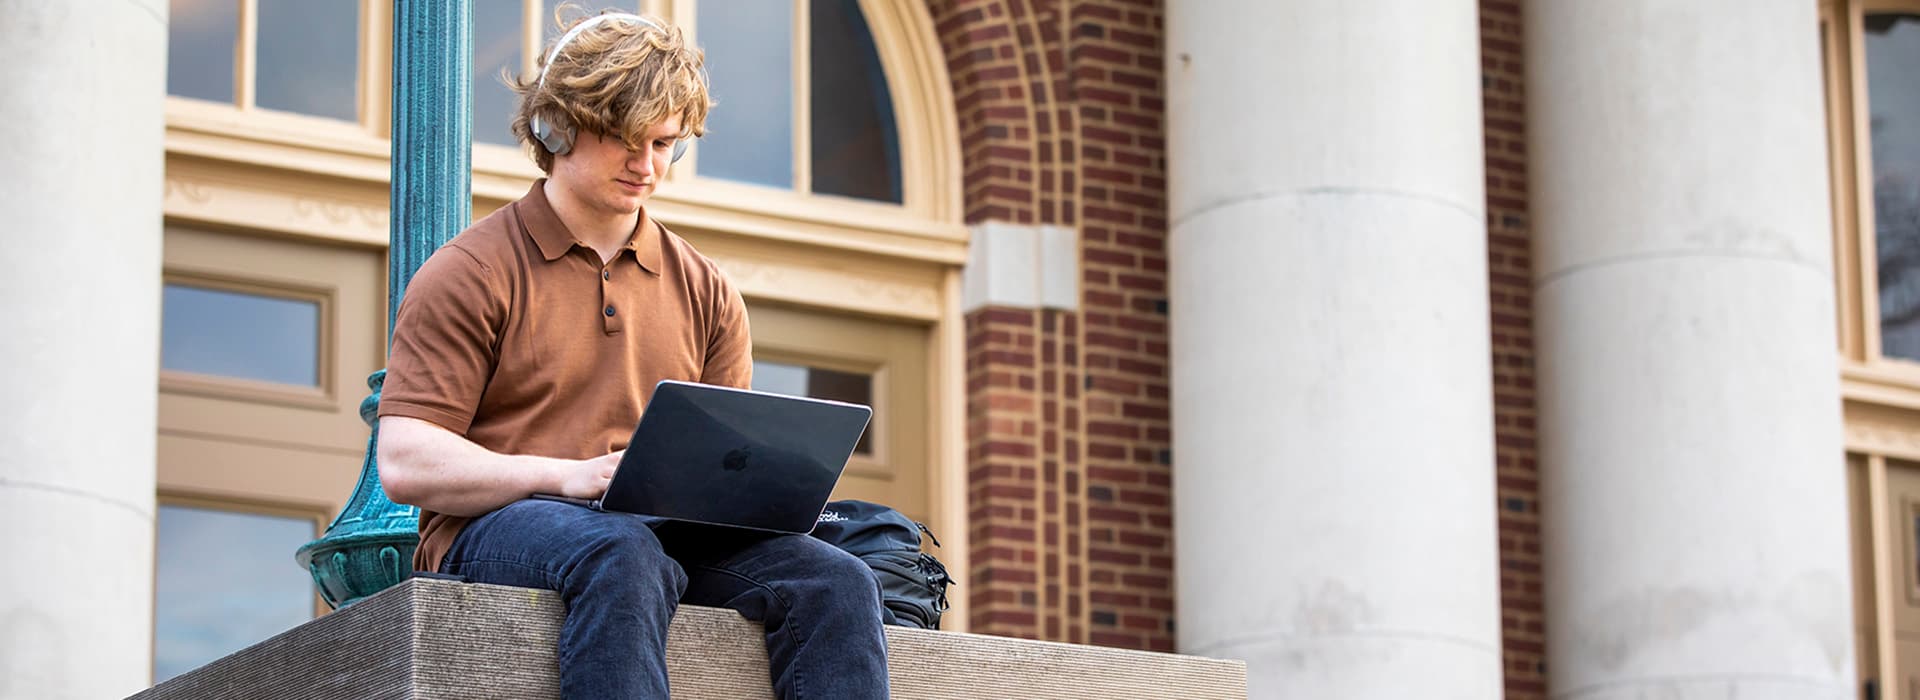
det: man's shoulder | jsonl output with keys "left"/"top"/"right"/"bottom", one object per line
{"left": 409, "top": 203, "right": 534, "bottom": 283}
{"left": 439, "top": 204, "right": 526, "bottom": 264}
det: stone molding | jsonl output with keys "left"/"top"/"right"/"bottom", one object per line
{"left": 129, "top": 577, "right": 1246, "bottom": 700}
{"left": 962, "top": 221, "right": 1080, "bottom": 313}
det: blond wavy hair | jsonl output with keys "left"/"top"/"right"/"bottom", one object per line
{"left": 508, "top": 8, "right": 711, "bottom": 173}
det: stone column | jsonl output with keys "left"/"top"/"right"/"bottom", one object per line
{"left": 0, "top": 1, "right": 167, "bottom": 698}
{"left": 1527, "top": 1, "right": 1853, "bottom": 698}
{"left": 1165, "top": 1, "right": 1502, "bottom": 697}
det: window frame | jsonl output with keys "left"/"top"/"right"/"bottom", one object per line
{"left": 745, "top": 301, "right": 933, "bottom": 527}
{"left": 151, "top": 492, "right": 328, "bottom": 683}
{"left": 1830, "top": 0, "right": 1920, "bottom": 377}
{"left": 753, "top": 350, "right": 891, "bottom": 470}
{"left": 164, "top": 0, "right": 386, "bottom": 136}
{"left": 159, "top": 271, "right": 338, "bottom": 409}
{"left": 669, "top": 0, "right": 907, "bottom": 205}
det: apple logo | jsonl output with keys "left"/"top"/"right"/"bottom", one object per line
{"left": 723, "top": 447, "right": 751, "bottom": 472}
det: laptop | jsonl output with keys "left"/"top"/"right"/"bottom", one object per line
{"left": 545, "top": 379, "right": 873, "bottom": 534}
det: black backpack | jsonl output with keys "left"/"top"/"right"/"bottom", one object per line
{"left": 811, "top": 500, "right": 955, "bottom": 629}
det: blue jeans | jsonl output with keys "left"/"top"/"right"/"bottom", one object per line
{"left": 438, "top": 499, "right": 891, "bottom": 699}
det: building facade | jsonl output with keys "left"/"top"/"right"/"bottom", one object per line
{"left": 2, "top": 0, "right": 1916, "bottom": 699}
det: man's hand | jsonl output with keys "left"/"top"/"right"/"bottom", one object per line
{"left": 557, "top": 451, "right": 623, "bottom": 500}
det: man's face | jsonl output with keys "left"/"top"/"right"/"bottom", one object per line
{"left": 549, "top": 115, "right": 683, "bottom": 216}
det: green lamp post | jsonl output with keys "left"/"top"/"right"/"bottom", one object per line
{"left": 296, "top": 0, "right": 472, "bottom": 609}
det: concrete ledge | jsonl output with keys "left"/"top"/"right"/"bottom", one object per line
{"left": 131, "top": 577, "right": 1247, "bottom": 699}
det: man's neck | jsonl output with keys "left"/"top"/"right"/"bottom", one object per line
{"left": 544, "top": 179, "right": 640, "bottom": 264}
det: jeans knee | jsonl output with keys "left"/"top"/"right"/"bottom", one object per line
{"left": 804, "top": 545, "right": 885, "bottom": 615}
{"left": 570, "top": 517, "right": 686, "bottom": 598}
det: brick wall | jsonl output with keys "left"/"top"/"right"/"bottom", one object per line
{"left": 1481, "top": 0, "right": 1546, "bottom": 697}
{"left": 1069, "top": 0, "right": 1174, "bottom": 652}
{"left": 932, "top": 0, "right": 1174, "bottom": 652}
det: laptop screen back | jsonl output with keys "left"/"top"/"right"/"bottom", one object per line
{"left": 605, "top": 381, "right": 872, "bottom": 533}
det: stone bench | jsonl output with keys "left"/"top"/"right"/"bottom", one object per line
{"left": 130, "top": 577, "right": 1246, "bottom": 699}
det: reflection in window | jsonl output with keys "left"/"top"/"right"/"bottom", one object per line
{"left": 473, "top": 3, "right": 523, "bottom": 147}
{"left": 255, "top": 0, "right": 358, "bottom": 121}
{"left": 1869, "top": 14, "right": 1920, "bottom": 360}
{"left": 696, "top": 0, "right": 794, "bottom": 188}
{"left": 753, "top": 360, "right": 874, "bottom": 454}
{"left": 162, "top": 283, "right": 321, "bottom": 386}
{"left": 153, "top": 505, "right": 315, "bottom": 683}
{"left": 167, "top": 0, "right": 238, "bottom": 103}
{"left": 810, "top": 0, "right": 902, "bottom": 203}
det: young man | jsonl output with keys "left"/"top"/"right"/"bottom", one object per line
{"left": 375, "top": 12, "right": 891, "bottom": 699}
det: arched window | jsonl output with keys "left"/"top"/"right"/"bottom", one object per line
{"left": 694, "top": 0, "right": 902, "bottom": 202}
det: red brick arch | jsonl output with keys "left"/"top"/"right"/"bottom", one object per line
{"left": 927, "top": 0, "right": 1175, "bottom": 652}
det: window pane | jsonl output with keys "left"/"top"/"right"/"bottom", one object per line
{"left": 474, "top": 2, "right": 523, "bottom": 147}
{"left": 255, "top": 0, "right": 358, "bottom": 121}
{"left": 162, "top": 283, "right": 320, "bottom": 386}
{"left": 696, "top": 0, "right": 794, "bottom": 188}
{"left": 1870, "top": 15, "right": 1920, "bottom": 360}
{"left": 153, "top": 506, "right": 315, "bottom": 683}
{"left": 810, "top": 0, "right": 902, "bottom": 203}
{"left": 752, "top": 360, "right": 874, "bottom": 454}
{"left": 168, "top": 0, "right": 238, "bottom": 103}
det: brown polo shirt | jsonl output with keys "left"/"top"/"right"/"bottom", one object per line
{"left": 380, "top": 180, "right": 752, "bottom": 572}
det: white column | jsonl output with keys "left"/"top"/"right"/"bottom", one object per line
{"left": 1165, "top": 1, "right": 1501, "bottom": 698}
{"left": 0, "top": 1, "right": 166, "bottom": 698}
{"left": 1528, "top": 1, "right": 1853, "bottom": 699}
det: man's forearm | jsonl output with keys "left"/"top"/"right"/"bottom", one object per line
{"left": 376, "top": 416, "right": 570, "bottom": 517}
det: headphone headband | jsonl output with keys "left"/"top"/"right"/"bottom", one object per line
{"left": 530, "top": 13, "right": 698, "bottom": 162}
{"left": 537, "top": 13, "right": 660, "bottom": 90}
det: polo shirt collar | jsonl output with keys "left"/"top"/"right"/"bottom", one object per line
{"left": 518, "top": 179, "right": 663, "bottom": 274}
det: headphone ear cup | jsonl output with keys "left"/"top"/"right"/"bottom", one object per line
{"left": 671, "top": 138, "right": 690, "bottom": 164}
{"left": 532, "top": 114, "right": 573, "bottom": 155}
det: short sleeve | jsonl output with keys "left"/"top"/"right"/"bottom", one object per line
{"left": 699, "top": 269, "right": 753, "bottom": 390}
{"left": 378, "top": 244, "right": 507, "bottom": 434}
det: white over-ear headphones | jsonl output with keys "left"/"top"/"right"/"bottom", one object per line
{"left": 530, "top": 13, "right": 699, "bottom": 162}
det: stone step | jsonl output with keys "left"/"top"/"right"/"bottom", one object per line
{"left": 131, "top": 576, "right": 1246, "bottom": 699}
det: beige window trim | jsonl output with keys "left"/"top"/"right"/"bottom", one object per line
{"left": 152, "top": 491, "right": 330, "bottom": 620}
{"left": 159, "top": 270, "right": 339, "bottom": 410}
{"left": 157, "top": 225, "right": 383, "bottom": 510}
{"left": 360, "top": 0, "right": 393, "bottom": 137}
{"left": 237, "top": 0, "right": 258, "bottom": 110}
{"left": 1825, "top": 1, "right": 1865, "bottom": 360}
{"left": 178, "top": 0, "right": 376, "bottom": 132}
{"left": 1835, "top": 0, "right": 1920, "bottom": 379}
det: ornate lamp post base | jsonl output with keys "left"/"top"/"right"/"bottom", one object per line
{"left": 296, "top": 371, "right": 419, "bottom": 608}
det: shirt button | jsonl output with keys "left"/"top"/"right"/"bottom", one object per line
{"left": 604, "top": 305, "right": 616, "bottom": 317}
{"left": 602, "top": 270, "right": 611, "bottom": 280}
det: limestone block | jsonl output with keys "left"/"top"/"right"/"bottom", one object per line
{"left": 131, "top": 577, "right": 1247, "bottom": 699}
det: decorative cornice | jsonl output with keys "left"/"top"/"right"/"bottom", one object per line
{"left": 716, "top": 254, "right": 942, "bottom": 322}
{"left": 162, "top": 164, "right": 389, "bottom": 247}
